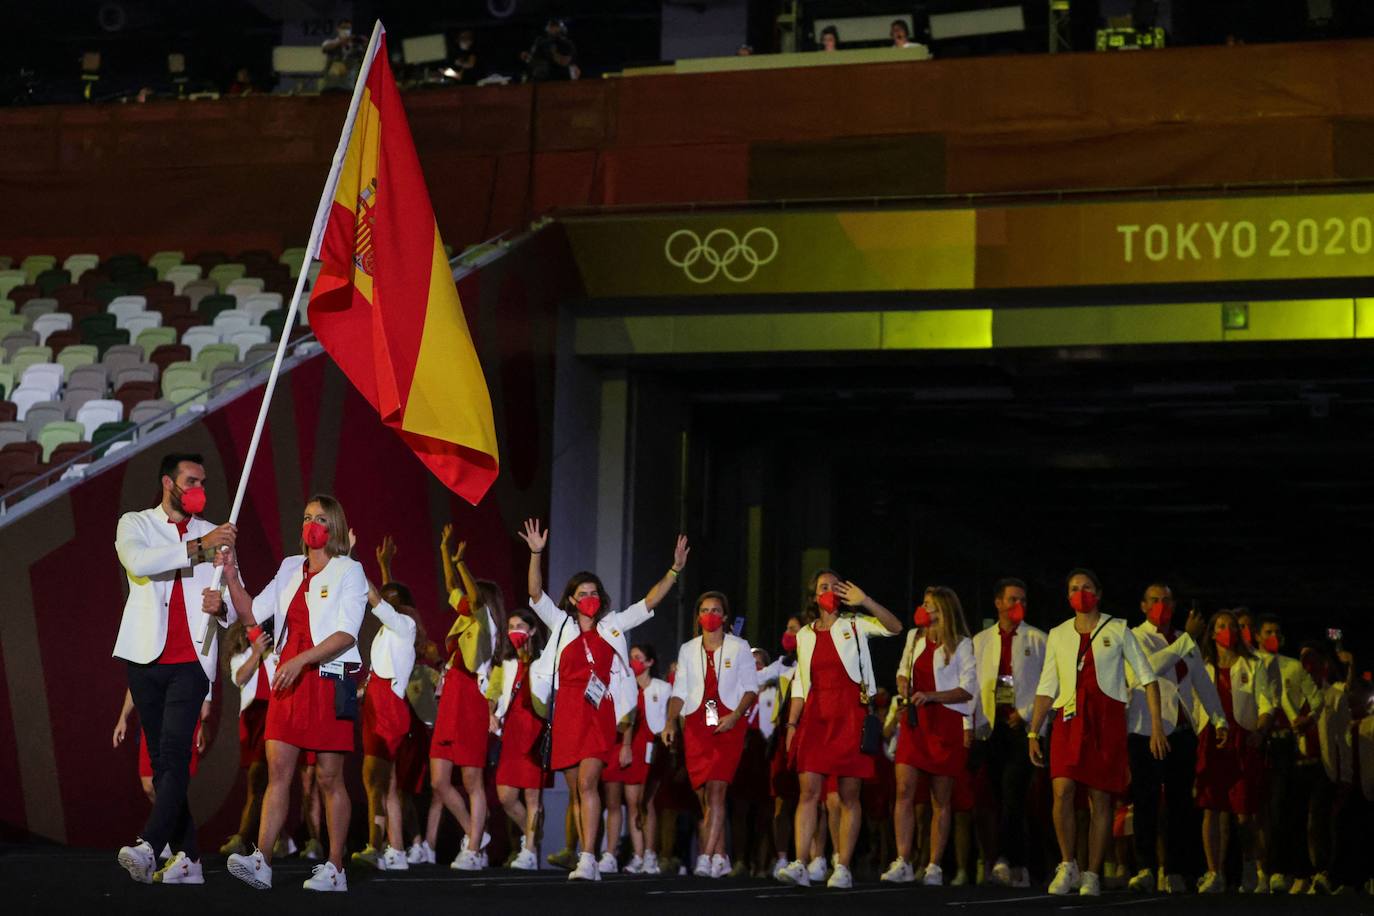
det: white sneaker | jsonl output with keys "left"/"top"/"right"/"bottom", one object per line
{"left": 406, "top": 840, "right": 435, "bottom": 865}
{"left": 227, "top": 848, "right": 273, "bottom": 890}
{"left": 159, "top": 843, "right": 173, "bottom": 861}
{"left": 775, "top": 859, "right": 811, "bottom": 887}
{"left": 951, "top": 868, "right": 970, "bottom": 887}
{"left": 774, "top": 855, "right": 789, "bottom": 877}
{"left": 1165, "top": 872, "right": 1187, "bottom": 894}
{"left": 511, "top": 838, "right": 538, "bottom": 871}
{"left": 1311, "top": 872, "right": 1333, "bottom": 894}
{"left": 303, "top": 861, "right": 347, "bottom": 892}
{"left": 117, "top": 840, "right": 156, "bottom": 885}
{"left": 710, "top": 854, "right": 731, "bottom": 879}
{"left": 623, "top": 854, "right": 644, "bottom": 875}
{"left": 1270, "top": 873, "right": 1290, "bottom": 894}
{"left": 923, "top": 863, "right": 943, "bottom": 886}
{"left": 642, "top": 851, "right": 661, "bottom": 875}
{"left": 381, "top": 847, "right": 409, "bottom": 871}
{"left": 990, "top": 859, "right": 1012, "bottom": 886}
{"left": 807, "top": 856, "right": 830, "bottom": 883}
{"left": 1198, "top": 871, "right": 1225, "bottom": 894}
{"left": 153, "top": 851, "right": 204, "bottom": 885}
{"left": 1128, "top": 867, "right": 1155, "bottom": 893}
{"left": 827, "top": 864, "right": 853, "bottom": 889}
{"left": 880, "top": 858, "right": 915, "bottom": 883}
{"left": 451, "top": 849, "right": 482, "bottom": 871}
{"left": 1012, "top": 867, "right": 1031, "bottom": 888}
{"left": 598, "top": 852, "right": 619, "bottom": 875}
{"left": 694, "top": 854, "right": 713, "bottom": 877}
{"left": 1048, "top": 860, "right": 1081, "bottom": 896}
{"left": 569, "top": 852, "right": 601, "bottom": 881}
{"left": 1079, "top": 871, "right": 1101, "bottom": 897}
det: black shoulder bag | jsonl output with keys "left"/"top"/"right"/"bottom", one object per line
{"left": 851, "top": 618, "right": 884, "bottom": 756}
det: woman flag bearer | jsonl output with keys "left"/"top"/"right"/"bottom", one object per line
{"left": 776, "top": 570, "right": 902, "bottom": 890}
{"left": 490, "top": 607, "right": 552, "bottom": 870}
{"left": 518, "top": 518, "right": 689, "bottom": 882}
{"left": 883, "top": 587, "right": 975, "bottom": 886}
{"left": 1029, "top": 569, "right": 1167, "bottom": 898}
{"left": 221, "top": 495, "right": 375, "bottom": 892}
{"left": 662, "top": 592, "right": 760, "bottom": 878}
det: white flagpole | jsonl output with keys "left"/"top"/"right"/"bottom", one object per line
{"left": 202, "top": 20, "right": 386, "bottom": 654}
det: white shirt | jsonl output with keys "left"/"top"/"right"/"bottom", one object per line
{"left": 1036, "top": 615, "right": 1157, "bottom": 714}
{"left": 229, "top": 646, "right": 278, "bottom": 715}
{"left": 1307, "top": 682, "right": 1353, "bottom": 784}
{"left": 113, "top": 505, "right": 237, "bottom": 681}
{"left": 793, "top": 614, "right": 899, "bottom": 701}
{"left": 529, "top": 590, "right": 652, "bottom": 723}
{"left": 1126, "top": 623, "right": 1226, "bottom": 736}
{"left": 755, "top": 684, "right": 778, "bottom": 740}
{"left": 252, "top": 554, "right": 370, "bottom": 667}
{"left": 969, "top": 622, "right": 1047, "bottom": 729}
{"left": 670, "top": 633, "right": 760, "bottom": 716}
{"left": 641, "top": 677, "right": 672, "bottom": 734}
{"left": 901, "top": 635, "right": 976, "bottom": 717}
{"left": 368, "top": 602, "right": 417, "bottom": 699}
{"left": 1199, "top": 655, "right": 1273, "bottom": 732}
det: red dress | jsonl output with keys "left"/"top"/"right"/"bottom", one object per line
{"left": 550, "top": 629, "right": 617, "bottom": 771}
{"left": 604, "top": 688, "right": 653, "bottom": 785}
{"left": 769, "top": 676, "right": 800, "bottom": 800}
{"left": 731, "top": 704, "right": 772, "bottom": 800}
{"left": 239, "top": 662, "right": 270, "bottom": 767}
{"left": 1195, "top": 666, "right": 1262, "bottom": 814}
{"left": 264, "top": 564, "right": 354, "bottom": 753}
{"left": 361, "top": 676, "right": 412, "bottom": 760}
{"left": 432, "top": 662, "right": 490, "bottom": 767}
{"left": 497, "top": 659, "right": 553, "bottom": 789}
{"left": 683, "top": 648, "right": 748, "bottom": 788}
{"left": 795, "top": 626, "right": 874, "bottom": 780}
{"left": 895, "top": 641, "right": 967, "bottom": 778}
{"left": 1049, "top": 631, "right": 1127, "bottom": 793}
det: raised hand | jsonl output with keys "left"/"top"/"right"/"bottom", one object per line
{"left": 836, "top": 581, "right": 868, "bottom": 607}
{"left": 441, "top": 524, "right": 453, "bottom": 550}
{"left": 672, "top": 534, "right": 690, "bottom": 571}
{"left": 376, "top": 534, "right": 396, "bottom": 568}
{"left": 518, "top": 518, "right": 548, "bottom": 554}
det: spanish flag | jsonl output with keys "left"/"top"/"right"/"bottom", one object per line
{"left": 307, "top": 24, "right": 498, "bottom": 504}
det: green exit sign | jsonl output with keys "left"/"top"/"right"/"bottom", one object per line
{"left": 1222, "top": 302, "right": 1249, "bottom": 330}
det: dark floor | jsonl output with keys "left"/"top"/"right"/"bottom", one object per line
{"left": 5, "top": 848, "right": 1374, "bottom": 916}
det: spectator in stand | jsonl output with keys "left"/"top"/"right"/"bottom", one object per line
{"left": 819, "top": 27, "right": 839, "bottom": 51}
{"left": 226, "top": 67, "right": 254, "bottom": 96}
{"left": 451, "top": 30, "right": 478, "bottom": 82}
{"left": 736, "top": 45, "right": 754, "bottom": 56}
{"left": 522, "top": 19, "right": 579, "bottom": 82}
{"left": 322, "top": 19, "right": 365, "bottom": 90}
{"left": 891, "top": 20, "right": 915, "bottom": 48}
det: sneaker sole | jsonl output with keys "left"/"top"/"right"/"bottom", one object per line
{"left": 158, "top": 874, "right": 205, "bottom": 885}
{"left": 117, "top": 851, "right": 153, "bottom": 885}
{"left": 227, "top": 860, "right": 272, "bottom": 890}
{"left": 303, "top": 883, "right": 347, "bottom": 892}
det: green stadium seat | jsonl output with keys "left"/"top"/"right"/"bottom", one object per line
{"left": 37, "top": 420, "right": 84, "bottom": 462}
{"left": 80, "top": 313, "right": 117, "bottom": 342}
{"left": 160, "top": 361, "right": 204, "bottom": 398}
{"left": 195, "top": 343, "right": 239, "bottom": 375}
{"left": 135, "top": 326, "right": 177, "bottom": 358}
{"left": 35, "top": 269, "right": 71, "bottom": 296}
{"left": 57, "top": 344, "right": 99, "bottom": 376}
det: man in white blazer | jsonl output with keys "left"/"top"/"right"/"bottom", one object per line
{"left": 969, "top": 577, "right": 1045, "bottom": 888}
{"left": 113, "top": 453, "right": 238, "bottom": 885}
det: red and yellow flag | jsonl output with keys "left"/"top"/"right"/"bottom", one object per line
{"left": 308, "top": 28, "right": 498, "bottom": 504}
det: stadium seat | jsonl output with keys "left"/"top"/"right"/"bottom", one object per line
{"left": 197, "top": 293, "right": 237, "bottom": 322}
{"left": 181, "top": 279, "right": 218, "bottom": 308}
{"left": 103, "top": 254, "right": 143, "bottom": 276}
{"left": 37, "top": 421, "right": 84, "bottom": 461}
{"left": 0, "top": 422, "right": 28, "bottom": 449}
{"left": 0, "top": 269, "right": 27, "bottom": 299}
{"left": 196, "top": 343, "right": 239, "bottom": 375}
{"left": 112, "top": 381, "right": 157, "bottom": 418}
{"left": 62, "top": 254, "right": 100, "bottom": 281}
{"left": 168, "top": 313, "right": 205, "bottom": 338}
{"left": 118, "top": 312, "right": 162, "bottom": 338}
{"left": 150, "top": 293, "right": 191, "bottom": 317}
{"left": 168, "top": 386, "right": 208, "bottom": 415}
{"left": 8, "top": 284, "right": 40, "bottom": 307}
{"left": 2, "top": 439, "right": 40, "bottom": 459}
{"left": 2, "top": 331, "right": 39, "bottom": 359}
{"left": 21, "top": 255, "right": 57, "bottom": 284}
{"left": 24, "top": 402, "right": 66, "bottom": 438}
{"left": 278, "top": 247, "right": 308, "bottom": 278}
{"left": 213, "top": 309, "right": 254, "bottom": 334}
{"left": 31, "top": 312, "right": 73, "bottom": 345}
{"left": 227, "top": 326, "right": 271, "bottom": 357}
{"left": 35, "top": 269, "right": 71, "bottom": 296}
{"left": 61, "top": 387, "right": 101, "bottom": 417}
{"left": 49, "top": 440, "right": 93, "bottom": 468}
{"left": 111, "top": 364, "right": 158, "bottom": 391}
{"left": 225, "top": 278, "right": 264, "bottom": 302}
{"left": 210, "top": 362, "right": 247, "bottom": 390}
{"left": 20, "top": 297, "right": 59, "bottom": 320}
{"left": 91, "top": 329, "right": 132, "bottom": 358}
{"left": 0, "top": 299, "right": 13, "bottom": 316}
{"left": 78, "top": 269, "right": 110, "bottom": 291}
{"left": 74, "top": 399, "right": 123, "bottom": 440}
{"left": 0, "top": 401, "right": 14, "bottom": 423}
{"left": 135, "top": 326, "right": 177, "bottom": 358}
{"left": 138, "top": 281, "right": 175, "bottom": 302}
{"left": 260, "top": 309, "right": 290, "bottom": 341}
{"left": 64, "top": 300, "right": 99, "bottom": 324}
{"left": 129, "top": 399, "right": 173, "bottom": 427}
{"left": 0, "top": 315, "right": 27, "bottom": 337}
{"left": 2, "top": 468, "right": 48, "bottom": 502}
{"left": 20, "top": 362, "right": 64, "bottom": 397}
{"left": 102, "top": 343, "right": 147, "bottom": 372}
{"left": 107, "top": 295, "right": 148, "bottom": 320}
{"left": 244, "top": 342, "right": 279, "bottom": 370}
{"left": 207, "top": 263, "right": 246, "bottom": 290}
{"left": 11, "top": 348, "right": 56, "bottom": 383}
{"left": 91, "top": 282, "right": 128, "bottom": 305}
{"left": 191, "top": 251, "right": 229, "bottom": 271}
{"left": 148, "top": 251, "right": 184, "bottom": 278}
{"left": 51, "top": 284, "right": 85, "bottom": 305}
{"left": 79, "top": 313, "right": 117, "bottom": 341}
{"left": 161, "top": 361, "right": 205, "bottom": 397}
{"left": 149, "top": 343, "right": 191, "bottom": 374}
{"left": 164, "top": 264, "right": 203, "bottom": 293}
{"left": 241, "top": 292, "right": 284, "bottom": 319}
{"left": 0, "top": 449, "right": 37, "bottom": 483}
{"left": 92, "top": 420, "right": 136, "bottom": 456}
{"left": 0, "top": 365, "right": 12, "bottom": 400}
{"left": 181, "top": 326, "right": 221, "bottom": 359}
{"left": 9, "top": 386, "right": 50, "bottom": 420}
{"left": 60, "top": 349, "right": 102, "bottom": 381}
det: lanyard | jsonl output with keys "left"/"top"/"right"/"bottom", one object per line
{"left": 580, "top": 630, "right": 596, "bottom": 668}
{"left": 701, "top": 639, "right": 721, "bottom": 682}
{"left": 1076, "top": 615, "right": 1112, "bottom": 671}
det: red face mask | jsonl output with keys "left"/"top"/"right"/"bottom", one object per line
{"left": 303, "top": 520, "right": 329, "bottom": 550}
{"left": 630, "top": 658, "right": 649, "bottom": 677}
{"left": 1146, "top": 600, "right": 1172, "bottom": 632}
{"left": 177, "top": 485, "right": 207, "bottom": 515}
{"left": 817, "top": 590, "right": 840, "bottom": 613}
{"left": 1240, "top": 624, "right": 1254, "bottom": 647}
{"left": 1213, "top": 628, "right": 1234, "bottom": 649}
{"left": 455, "top": 594, "right": 472, "bottom": 617}
{"left": 1007, "top": 601, "right": 1026, "bottom": 624}
{"left": 781, "top": 631, "right": 797, "bottom": 653}
{"left": 508, "top": 629, "right": 529, "bottom": 650}
{"left": 576, "top": 594, "right": 601, "bottom": 618}
{"left": 912, "top": 605, "right": 932, "bottom": 628}
{"left": 699, "top": 612, "right": 723, "bottom": 633}
{"left": 1261, "top": 634, "right": 1280, "bottom": 654}
{"left": 1069, "top": 590, "right": 1098, "bottom": 614}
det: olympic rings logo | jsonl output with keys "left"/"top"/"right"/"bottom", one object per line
{"left": 664, "top": 227, "right": 779, "bottom": 284}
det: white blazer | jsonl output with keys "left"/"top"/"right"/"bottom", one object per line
{"left": 368, "top": 602, "right": 417, "bottom": 699}
{"left": 1126, "top": 625, "right": 1226, "bottom": 737}
{"left": 529, "top": 590, "right": 652, "bottom": 723}
{"left": 1036, "top": 615, "right": 1156, "bottom": 713}
{"left": 642, "top": 676, "right": 672, "bottom": 734}
{"left": 493, "top": 656, "right": 531, "bottom": 721}
{"left": 1198, "top": 655, "right": 1274, "bottom": 732}
{"left": 671, "top": 634, "right": 760, "bottom": 716}
{"left": 1306, "top": 683, "right": 1353, "bottom": 784}
{"left": 1258, "top": 651, "right": 1324, "bottom": 724}
{"left": 793, "top": 614, "right": 898, "bottom": 701}
{"left": 969, "top": 622, "right": 1047, "bottom": 728}
{"left": 229, "top": 647, "right": 278, "bottom": 715}
{"left": 252, "top": 555, "right": 369, "bottom": 667}
{"left": 902, "top": 635, "right": 977, "bottom": 717}
{"left": 113, "top": 505, "right": 237, "bottom": 681}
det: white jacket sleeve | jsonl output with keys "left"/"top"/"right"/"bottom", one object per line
{"left": 115, "top": 513, "right": 192, "bottom": 579}
{"left": 670, "top": 643, "right": 690, "bottom": 704}
{"left": 1036, "top": 633, "right": 1060, "bottom": 699}
{"left": 251, "top": 561, "right": 290, "bottom": 628}
{"left": 333, "top": 561, "right": 368, "bottom": 643}
{"left": 531, "top": 591, "right": 564, "bottom": 630}
{"left": 370, "top": 599, "right": 415, "bottom": 639}
{"left": 739, "top": 641, "right": 761, "bottom": 696}
{"left": 956, "top": 639, "right": 977, "bottom": 698}
{"left": 1190, "top": 655, "right": 1227, "bottom": 729}
{"left": 1121, "top": 626, "right": 1158, "bottom": 687}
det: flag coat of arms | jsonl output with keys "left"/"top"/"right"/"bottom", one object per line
{"left": 308, "top": 26, "right": 498, "bottom": 504}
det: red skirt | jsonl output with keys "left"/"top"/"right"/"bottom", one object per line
{"left": 431, "top": 664, "right": 490, "bottom": 767}
{"left": 894, "top": 705, "right": 968, "bottom": 778}
{"left": 238, "top": 701, "right": 269, "bottom": 767}
{"left": 264, "top": 669, "right": 354, "bottom": 753}
{"left": 769, "top": 728, "right": 799, "bottom": 800}
{"left": 395, "top": 714, "right": 430, "bottom": 795}
{"left": 361, "top": 677, "right": 412, "bottom": 760}
{"left": 603, "top": 712, "right": 652, "bottom": 786}
{"left": 551, "top": 689, "right": 616, "bottom": 772}
{"left": 683, "top": 701, "right": 748, "bottom": 788}
{"left": 498, "top": 686, "right": 552, "bottom": 790}
{"left": 1048, "top": 635, "right": 1128, "bottom": 794}
{"left": 794, "top": 633, "right": 874, "bottom": 781}
{"left": 1195, "top": 724, "right": 1262, "bottom": 815}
